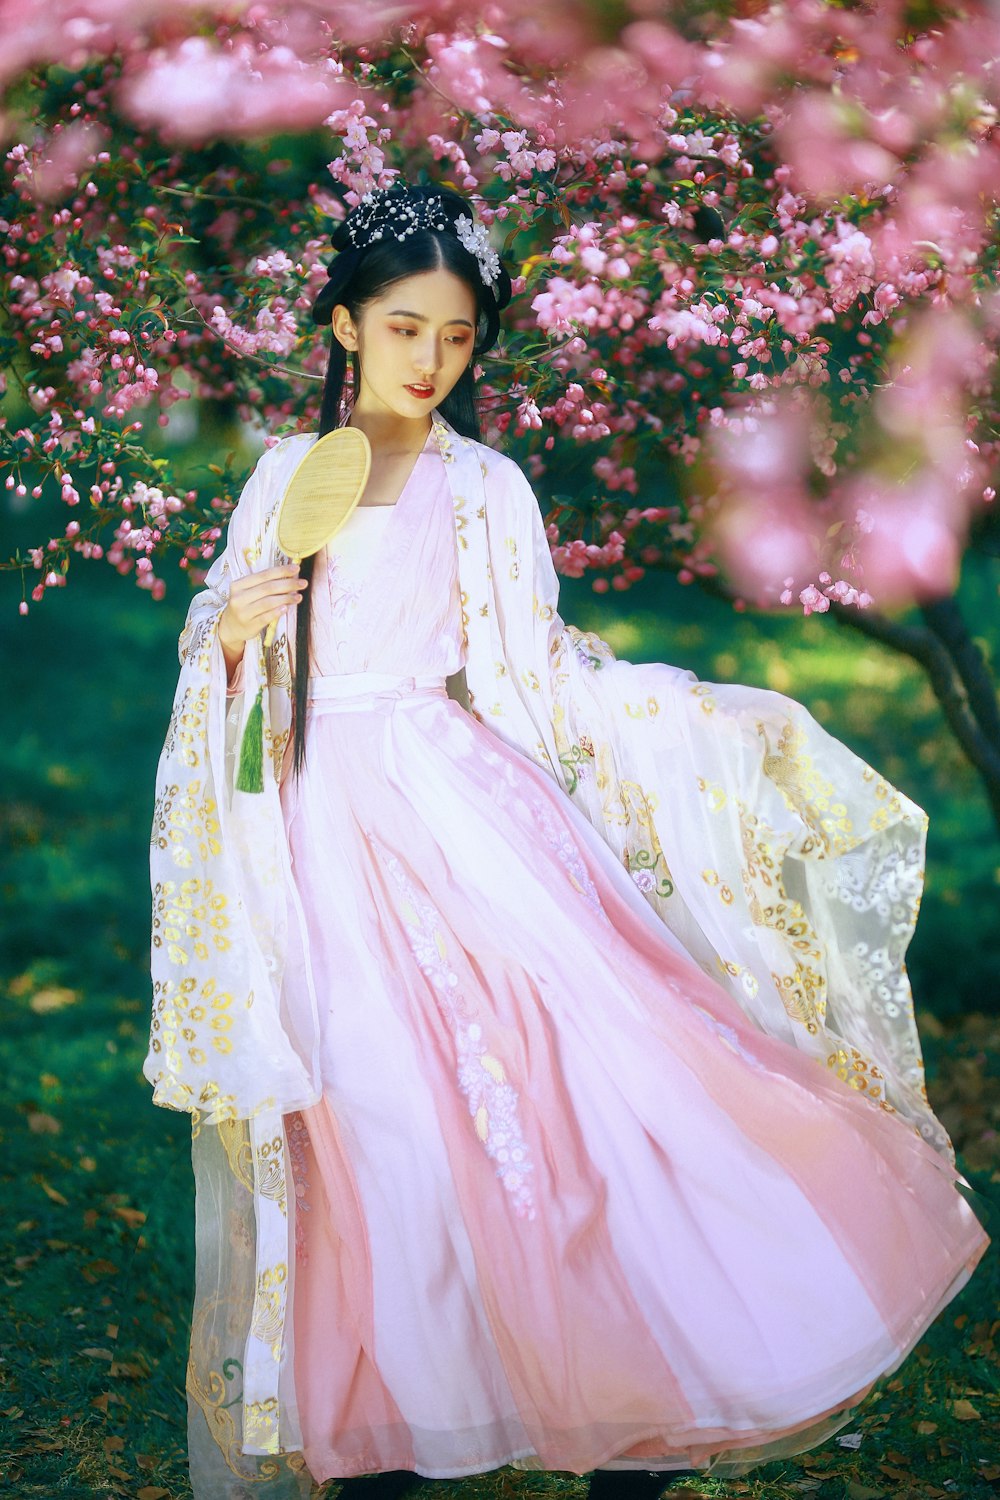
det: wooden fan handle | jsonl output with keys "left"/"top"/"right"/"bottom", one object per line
{"left": 262, "top": 552, "right": 301, "bottom": 651}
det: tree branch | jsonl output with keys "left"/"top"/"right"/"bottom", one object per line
{"left": 920, "top": 598, "right": 1000, "bottom": 749}
{"left": 832, "top": 603, "right": 1000, "bottom": 836}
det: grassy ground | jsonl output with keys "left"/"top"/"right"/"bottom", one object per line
{"left": 1, "top": 558, "right": 998, "bottom": 1500}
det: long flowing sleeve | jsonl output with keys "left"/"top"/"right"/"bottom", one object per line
{"left": 145, "top": 436, "right": 319, "bottom": 1126}
{"left": 473, "top": 447, "right": 946, "bottom": 1158}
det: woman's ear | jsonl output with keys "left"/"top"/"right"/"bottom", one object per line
{"left": 331, "top": 303, "right": 359, "bottom": 352}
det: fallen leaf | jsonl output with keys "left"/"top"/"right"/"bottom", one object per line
{"left": 79, "top": 1155, "right": 97, "bottom": 1172}
{"left": 39, "top": 1071, "right": 59, "bottom": 1088}
{"left": 103, "top": 1436, "right": 124, "bottom": 1456}
{"left": 45, "top": 1239, "right": 70, "bottom": 1251}
{"left": 916, "top": 1421, "right": 938, "bottom": 1434}
{"left": 112, "top": 1205, "right": 147, "bottom": 1229}
{"left": 83, "top": 1208, "right": 99, "bottom": 1228}
{"left": 136, "top": 1454, "right": 156, "bottom": 1471}
{"left": 978, "top": 1464, "right": 1000, "bottom": 1481}
{"left": 91, "top": 1393, "right": 109, "bottom": 1414}
{"left": 81, "top": 1347, "right": 114, "bottom": 1361}
{"left": 83, "top": 1257, "right": 119, "bottom": 1280}
{"left": 106, "top": 1322, "right": 119, "bottom": 1339}
{"left": 26, "top": 1111, "right": 61, "bottom": 1134}
{"left": 36, "top": 1176, "right": 68, "bottom": 1206}
{"left": 949, "top": 1398, "right": 981, "bottom": 1421}
{"left": 28, "top": 985, "right": 78, "bottom": 1013}
{"left": 111, "top": 1360, "right": 145, "bottom": 1379}
{"left": 107, "top": 1465, "right": 131, "bottom": 1481}
{"left": 137, "top": 1488, "right": 170, "bottom": 1500}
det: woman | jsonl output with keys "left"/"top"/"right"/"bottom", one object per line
{"left": 146, "top": 186, "right": 988, "bottom": 1500}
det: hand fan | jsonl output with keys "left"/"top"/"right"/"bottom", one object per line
{"left": 263, "top": 424, "right": 372, "bottom": 647}
{"left": 236, "top": 425, "right": 371, "bottom": 794}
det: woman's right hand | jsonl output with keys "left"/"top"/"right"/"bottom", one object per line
{"left": 219, "top": 564, "right": 308, "bottom": 648}
{"left": 218, "top": 565, "right": 308, "bottom": 672}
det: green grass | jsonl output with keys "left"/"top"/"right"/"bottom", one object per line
{"left": 1, "top": 558, "right": 997, "bottom": 1499}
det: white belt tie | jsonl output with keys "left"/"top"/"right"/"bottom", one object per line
{"left": 306, "top": 671, "right": 447, "bottom": 714}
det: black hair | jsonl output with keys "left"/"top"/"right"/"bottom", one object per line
{"left": 292, "top": 186, "right": 512, "bottom": 775}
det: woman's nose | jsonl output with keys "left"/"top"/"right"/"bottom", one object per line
{"left": 414, "top": 337, "right": 441, "bottom": 376}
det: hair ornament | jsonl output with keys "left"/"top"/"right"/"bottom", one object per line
{"left": 455, "top": 214, "right": 501, "bottom": 291}
{"left": 347, "top": 188, "right": 451, "bottom": 248}
{"left": 311, "top": 183, "right": 512, "bottom": 333}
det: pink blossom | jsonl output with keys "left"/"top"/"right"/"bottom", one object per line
{"left": 120, "top": 35, "right": 346, "bottom": 142}
{"left": 798, "top": 584, "right": 830, "bottom": 615}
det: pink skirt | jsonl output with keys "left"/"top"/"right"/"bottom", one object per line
{"left": 279, "top": 674, "right": 987, "bottom": 1482}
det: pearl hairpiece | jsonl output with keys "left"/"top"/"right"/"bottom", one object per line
{"left": 455, "top": 214, "right": 501, "bottom": 290}
{"left": 341, "top": 189, "right": 502, "bottom": 294}
{"left": 346, "top": 189, "right": 451, "bottom": 247}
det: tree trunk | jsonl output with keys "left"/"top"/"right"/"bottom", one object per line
{"left": 832, "top": 598, "right": 1000, "bottom": 837}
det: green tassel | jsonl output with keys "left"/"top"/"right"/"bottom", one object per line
{"left": 236, "top": 686, "right": 265, "bottom": 794}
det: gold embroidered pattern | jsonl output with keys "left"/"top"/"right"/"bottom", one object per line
{"left": 186, "top": 1299, "right": 310, "bottom": 1480}
{"left": 453, "top": 494, "right": 469, "bottom": 550}
{"left": 696, "top": 776, "right": 727, "bottom": 813}
{"left": 150, "top": 971, "right": 237, "bottom": 1067}
{"left": 250, "top": 1263, "right": 288, "bottom": 1351}
{"left": 759, "top": 720, "right": 859, "bottom": 856}
{"left": 151, "top": 780, "right": 222, "bottom": 867}
{"left": 615, "top": 780, "right": 675, "bottom": 899}
{"left": 254, "top": 1134, "right": 288, "bottom": 1216}
{"left": 506, "top": 535, "right": 520, "bottom": 580}
{"left": 737, "top": 803, "right": 827, "bottom": 1034}
{"left": 161, "top": 682, "right": 210, "bottom": 768}
{"left": 218, "top": 1118, "right": 254, "bottom": 1191}
{"left": 623, "top": 696, "right": 661, "bottom": 721}
{"left": 827, "top": 1044, "right": 894, "bottom": 1110}
{"left": 151, "top": 876, "right": 231, "bottom": 965}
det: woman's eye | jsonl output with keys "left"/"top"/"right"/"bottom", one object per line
{"left": 391, "top": 327, "right": 417, "bottom": 337}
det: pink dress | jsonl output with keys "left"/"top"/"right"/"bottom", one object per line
{"left": 278, "top": 445, "right": 986, "bottom": 1484}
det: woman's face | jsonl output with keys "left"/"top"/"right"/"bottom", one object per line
{"left": 334, "top": 268, "right": 478, "bottom": 422}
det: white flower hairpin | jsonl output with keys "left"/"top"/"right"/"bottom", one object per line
{"left": 455, "top": 214, "right": 502, "bottom": 291}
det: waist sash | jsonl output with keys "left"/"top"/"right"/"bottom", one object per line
{"left": 307, "top": 671, "right": 447, "bottom": 714}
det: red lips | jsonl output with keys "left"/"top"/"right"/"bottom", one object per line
{"left": 405, "top": 384, "right": 435, "bottom": 399}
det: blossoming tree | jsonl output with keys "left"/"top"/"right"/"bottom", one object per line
{"left": 2, "top": 0, "right": 998, "bottom": 821}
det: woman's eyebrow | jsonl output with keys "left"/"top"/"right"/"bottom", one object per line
{"left": 386, "top": 309, "right": 475, "bottom": 328}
